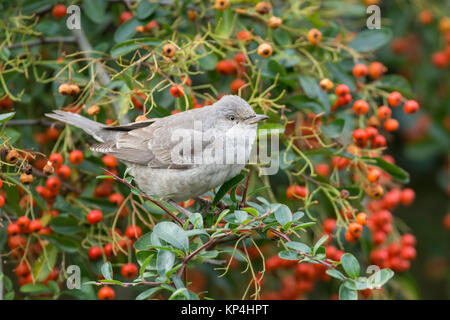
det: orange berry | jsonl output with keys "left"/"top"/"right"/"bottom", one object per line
{"left": 255, "top": 2, "right": 272, "bottom": 15}
{"left": 353, "top": 100, "right": 369, "bottom": 115}
{"left": 215, "top": 0, "right": 230, "bottom": 11}
{"left": 319, "top": 78, "right": 334, "bottom": 92}
{"left": 388, "top": 91, "right": 403, "bottom": 107}
{"left": 121, "top": 263, "right": 138, "bottom": 279}
{"left": 162, "top": 44, "right": 176, "bottom": 58}
{"left": 286, "top": 185, "right": 307, "bottom": 200}
{"left": 377, "top": 105, "right": 392, "bottom": 120}
{"left": 384, "top": 118, "right": 399, "bottom": 131}
{"left": 230, "top": 79, "right": 246, "bottom": 93}
{"left": 102, "top": 155, "right": 117, "bottom": 169}
{"left": 236, "top": 30, "right": 252, "bottom": 41}
{"left": 307, "top": 28, "right": 322, "bottom": 45}
{"left": 356, "top": 212, "right": 368, "bottom": 225}
{"left": 268, "top": 16, "right": 282, "bottom": 29}
{"left": 367, "top": 168, "right": 381, "bottom": 183}
{"left": 348, "top": 222, "right": 363, "bottom": 239}
{"left": 352, "top": 64, "right": 368, "bottom": 78}
{"left": 368, "top": 62, "right": 387, "bottom": 79}
{"left": 257, "top": 43, "right": 273, "bottom": 58}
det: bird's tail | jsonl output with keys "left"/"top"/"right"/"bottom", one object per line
{"left": 45, "top": 110, "right": 109, "bottom": 142}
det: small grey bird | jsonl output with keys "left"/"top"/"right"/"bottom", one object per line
{"left": 46, "top": 95, "right": 268, "bottom": 202}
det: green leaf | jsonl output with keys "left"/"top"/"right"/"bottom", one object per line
{"left": 213, "top": 174, "right": 244, "bottom": 206}
{"left": 339, "top": 283, "right": 358, "bottom": 300}
{"left": 41, "top": 234, "right": 80, "bottom": 253}
{"left": 376, "top": 74, "right": 413, "bottom": 98}
{"left": 325, "top": 62, "right": 356, "bottom": 92}
{"left": 111, "top": 38, "right": 161, "bottom": 58}
{"left": 197, "top": 50, "right": 218, "bottom": 71}
{"left": 278, "top": 250, "right": 300, "bottom": 260}
{"left": 49, "top": 216, "right": 83, "bottom": 235}
{"left": 273, "top": 28, "right": 291, "bottom": 46}
{"left": 83, "top": 0, "right": 106, "bottom": 24}
{"left": 313, "top": 235, "right": 329, "bottom": 255}
{"left": 156, "top": 249, "right": 175, "bottom": 277}
{"left": 362, "top": 156, "right": 409, "bottom": 183}
{"left": 153, "top": 221, "right": 188, "bottom": 252}
{"left": 101, "top": 262, "right": 113, "bottom": 280}
{"left": 114, "top": 17, "right": 141, "bottom": 43}
{"left": 33, "top": 243, "right": 58, "bottom": 282}
{"left": 367, "top": 268, "right": 394, "bottom": 289}
{"left": 321, "top": 119, "right": 345, "bottom": 138}
{"left": 0, "top": 112, "right": 15, "bottom": 123}
{"left": 340, "top": 253, "right": 360, "bottom": 278}
{"left": 20, "top": 283, "right": 52, "bottom": 295}
{"left": 136, "top": 1, "right": 157, "bottom": 19}
{"left": 285, "top": 241, "right": 311, "bottom": 253}
{"left": 348, "top": 28, "right": 393, "bottom": 52}
{"left": 286, "top": 94, "right": 325, "bottom": 114}
{"left": 215, "top": 7, "right": 234, "bottom": 38}
{"left": 273, "top": 204, "right": 292, "bottom": 227}
{"left": 136, "top": 286, "right": 163, "bottom": 300}
{"left": 299, "top": 75, "right": 320, "bottom": 99}
{"left": 326, "top": 269, "right": 346, "bottom": 281}
{"left": 134, "top": 232, "right": 153, "bottom": 250}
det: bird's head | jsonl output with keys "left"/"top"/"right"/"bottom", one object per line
{"left": 209, "top": 95, "right": 269, "bottom": 131}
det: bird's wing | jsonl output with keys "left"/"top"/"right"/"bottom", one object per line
{"left": 91, "top": 111, "right": 214, "bottom": 169}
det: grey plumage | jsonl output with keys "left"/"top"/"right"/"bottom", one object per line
{"left": 45, "top": 95, "right": 268, "bottom": 201}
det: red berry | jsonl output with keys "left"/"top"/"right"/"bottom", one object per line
{"left": 125, "top": 225, "right": 142, "bottom": 239}
{"left": 29, "top": 220, "right": 42, "bottom": 233}
{"left": 403, "top": 100, "right": 419, "bottom": 114}
{"left": 109, "top": 193, "right": 125, "bottom": 206}
{"left": 98, "top": 286, "right": 115, "bottom": 300}
{"left": 46, "top": 176, "right": 61, "bottom": 193}
{"left": 170, "top": 84, "right": 184, "bottom": 98}
{"left": 286, "top": 185, "right": 307, "bottom": 200}
{"left": 371, "top": 134, "right": 387, "bottom": 148}
{"left": 7, "top": 223, "right": 20, "bottom": 236}
{"left": 15, "top": 262, "right": 30, "bottom": 277}
{"left": 215, "top": 60, "right": 237, "bottom": 75}
{"left": 401, "top": 234, "right": 416, "bottom": 247}
{"left": 88, "top": 246, "right": 103, "bottom": 260}
{"left": 237, "top": 30, "right": 252, "bottom": 41}
{"left": 0, "top": 195, "right": 5, "bottom": 208}
{"left": 87, "top": 209, "right": 103, "bottom": 225}
{"left": 401, "top": 246, "right": 416, "bottom": 260}
{"left": 352, "top": 128, "right": 368, "bottom": 147}
{"left": 119, "top": 11, "right": 133, "bottom": 24}
{"left": 384, "top": 118, "right": 399, "bottom": 132}
{"left": 377, "top": 105, "right": 392, "bottom": 120}
{"left": 102, "top": 155, "right": 117, "bottom": 169}
{"left": 335, "top": 84, "right": 350, "bottom": 97}
{"left": 400, "top": 188, "right": 415, "bottom": 206}
{"left": 17, "top": 216, "right": 30, "bottom": 232}
{"left": 352, "top": 64, "right": 368, "bottom": 77}
{"left": 52, "top": 4, "right": 66, "bottom": 19}
{"left": 230, "top": 79, "right": 246, "bottom": 93}
{"left": 121, "top": 263, "right": 138, "bottom": 279}
{"left": 322, "top": 218, "right": 336, "bottom": 233}
{"left": 69, "top": 149, "right": 84, "bottom": 165}
{"left": 49, "top": 153, "right": 63, "bottom": 169}
{"left": 57, "top": 165, "right": 71, "bottom": 180}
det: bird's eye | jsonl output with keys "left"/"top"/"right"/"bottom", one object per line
{"left": 228, "top": 115, "right": 236, "bottom": 121}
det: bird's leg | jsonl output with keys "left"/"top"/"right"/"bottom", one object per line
{"left": 167, "top": 199, "right": 192, "bottom": 218}
{"left": 195, "top": 197, "right": 213, "bottom": 212}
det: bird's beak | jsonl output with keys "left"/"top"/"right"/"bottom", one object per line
{"left": 244, "top": 114, "right": 269, "bottom": 124}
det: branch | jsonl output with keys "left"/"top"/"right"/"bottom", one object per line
{"left": 103, "top": 169, "right": 185, "bottom": 226}
{"left": 6, "top": 37, "right": 76, "bottom": 49}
